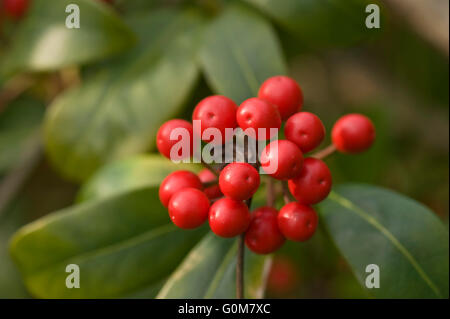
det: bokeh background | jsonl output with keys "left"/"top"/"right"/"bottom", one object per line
{"left": 0, "top": 0, "right": 448, "bottom": 298}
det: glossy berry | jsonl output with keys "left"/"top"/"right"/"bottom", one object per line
{"left": 285, "top": 112, "right": 325, "bottom": 153}
{"left": 245, "top": 207, "right": 285, "bottom": 254}
{"left": 192, "top": 95, "right": 237, "bottom": 144}
{"left": 288, "top": 158, "right": 332, "bottom": 205}
{"left": 258, "top": 76, "right": 303, "bottom": 120}
{"left": 3, "top": 0, "right": 29, "bottom": 19}
{"left": 331, "top": 113, "right": 375, "bottom": 153}
{"left": 237, "top": 97, "right": 281, "bottom": 140}
{"left": 260, "top": 140, "right": 303, "bottom": 180}
{"left": 198, "top": 168, "right": 222, "bottom": 200}
{"left": 219, "top": 162, "right": 260, "bottom": 201}
{"left": 278, "top": 202, "right": 318, "bottom": 241}
{"left": 159, "top": 170, "right": 202, "bottom": 207}
{"left": 168, "top": 188, "right": 210, "bottom": 229}
{"left": 209, "top": 197, "right": 251, "bottom": 238}
{"left": 157, "top": 119, "right": 193, "bottom": 160}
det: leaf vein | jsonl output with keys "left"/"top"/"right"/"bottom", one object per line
{"left": 329, "top": 191, "right": 442, "bottom": 298}
{"left": 27, "top": 223, "right": 176, "bottom": 277}
{"left": 203, "top": 241, "right": 238, "bottom": 298}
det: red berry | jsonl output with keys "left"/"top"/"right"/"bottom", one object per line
{"left": 260, "top": 140, "right": 303, "bottom": 180}
{"left": 267, "top": 256, "right": 299, "bottom": 295}
{"left": 278, "top": 202, "right": 318, "bottom": 241}
{"left": 209, "top": 198, "right": 251, "bottom": 238}
{"left": 331, "top": 114, "right": 375, "bottom": 153}
{"left": 245, "top": 207, "right": 285, "bottom": 254}
{"left": 258, "top": 76, "right": 303, "bottom": 120}
{"left": 3, "top": 0, "right": 29, "bottom": 19}
{"left": 198, "top": 168, "right": 222, "bottom": 200}
{"left": 168, "top": 188, "right": 210, "bottom": 229}
{"left": 159, "top": 170, "right": 202, "bottom": 207}
{"left": 288, "top": 158, "right": 332, "bottom": 205}
{"left": 236, "top": 97, "right": 281, "bottom": 140}
{"left": 192, "top": 95, "right": 237, "bottom": 144}
{"left": 156, "top": 119, "right": 193, "bottom": 160}
{"left": 285, "top": 112, "right": 325, "bottom": 153}
{"left": 219, "top": 162, "right": 260, "bottom": 201}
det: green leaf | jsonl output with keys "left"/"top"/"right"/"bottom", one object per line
{"left": 0, "top": 97, "right": 45, "bottom": 175}
{"left": 44, "top": 9, "right": 203, "bottom": 182}
{"left": 0, "top": 199, "right": 31, "bottom": 298}
{"left": 77, "top": 154, "right": 200, "bottom": 202}
{"left": 157, "top": 233, "right": 271, "bottom": 298}
{"left": 318, "top": 184, "right": 449, "bottom": 298}
{"left": 243, "top": 0, "right": 376, "bottom": 48}
{"left": 115, "top": 0, "right": 163, "bottom": 12}
{"left": 1, "top": 0, "right": 135, "bottom": 76}
{"left": 199, "top": 4, "right": 286, "bottom": 104}
{"left": 10, "top": 186, "right": 206, "bottom": 298}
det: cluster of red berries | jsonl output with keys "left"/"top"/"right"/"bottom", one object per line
{"left": 157, "top": 75, "right": 375, "bottom": 254}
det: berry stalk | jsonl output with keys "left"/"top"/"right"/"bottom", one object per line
{"left": 237, "top": 196, "right": 253, "bottom": 299}
{"left": 236, "top": 234, "right": 245, "bottom": 299}
{"left": 282, "top": 182, "right": 291, "bottom": 204}
{"left": 311, "top": 144, "right": 336, "bottom": 160}
{"left": 200, "top": 158, "right": 220, "bottom": 177}
{"left": 266, "top": 178, "right": 275, "bottom": 207}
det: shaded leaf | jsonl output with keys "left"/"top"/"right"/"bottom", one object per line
{"left": 44, "top": 9, "right": 203, "bottom": 181}
{"left": 0, "top": 199, "right": 31, "bottom": 298}
{"left": 199, "top": 4, "right": 286, "bottom": 104}
{"left": 243, "top": 0, "right": 377, "bottom": 48}
{"left": 116, "top": 0, "right": 164, "bottom": 12}
{"left": 1, "top": 0, "right": 135, "bottom": 76}
{"left": 10, "top": 186, "right": 206, "bottom": 298}
{"left": 318, "top": 184, "right": 449, "bottom": 298}
{"left": 157, "top": 233, "right": 271, "bottom": 299}
{"left": 0, "top": 97, "right": 44, "bottom": 175}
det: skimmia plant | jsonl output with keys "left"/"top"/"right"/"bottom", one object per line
{"left": 0, "top": 0, "right": 448, "bottom": 299}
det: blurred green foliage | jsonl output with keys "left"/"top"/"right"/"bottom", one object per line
{"left": 0, "top": 96, "right": 44, "bottom": 174}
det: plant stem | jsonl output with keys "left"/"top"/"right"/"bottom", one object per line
{"left": 266, "top": 178, "right": 275, "bottom": 207}
{"left": 311, "top": 144, "right": 336, "bottom": 160}
{"left": 202, "top": 180, "right": 217, "bottom": 188}
{"left": 200, "top": 157, "right": 220, "bottom": 177}
{"left": 281, "top": 182, "right": 291, "bottom": 204}
{"left": 236, "top": 234, "right": 245, "bottom": 299}
{"left": 237, "top": 196, "right": 252, "bottom": 299}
